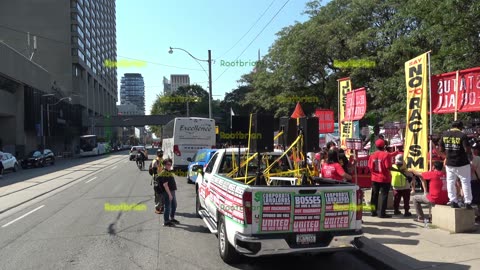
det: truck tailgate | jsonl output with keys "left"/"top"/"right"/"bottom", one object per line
{"left": 249, "top": 185, "right": 361, "bottom": 235}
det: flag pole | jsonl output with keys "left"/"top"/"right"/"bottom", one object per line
{"left": 428, "top": 51, "right": 432, "bottom": 171}
{"left": 338, "top": 79, "right": 340, "bottom": 147}
{"left": 454, "top": 70, "right": 459, "bottom": 121}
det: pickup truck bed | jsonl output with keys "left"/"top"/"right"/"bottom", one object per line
{"left": 195, "top": 149, "right": 363, "bottom": 263}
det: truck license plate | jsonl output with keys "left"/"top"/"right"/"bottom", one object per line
{"left": 296, "top": 234, "right": 316, "bottom": 245}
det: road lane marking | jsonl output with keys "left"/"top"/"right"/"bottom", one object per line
{"left": 85, "top": 177, "right": 98, "bottom": 183}
{"left": 2, "top": 205, "right": 45, "bottom": 228}
{"left": 111, "top": 166, "right": 117, "bottom": 170}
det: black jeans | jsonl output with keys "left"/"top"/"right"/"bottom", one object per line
{"left": 371, "top": 182, "right": 391, "bottom": 216}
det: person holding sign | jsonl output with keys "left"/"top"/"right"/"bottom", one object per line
{"left": 368, "top": 139, "right": 393, "bottom": 218}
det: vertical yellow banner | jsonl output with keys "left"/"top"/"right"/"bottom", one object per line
{"left": 338, "top": 78, "right": 353, "bottom": 149}
{"left": 404, "top": 53, "right": 429, "bottom": 171}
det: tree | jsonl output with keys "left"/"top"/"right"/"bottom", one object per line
{"left": 229, "top": 0, "right": 480, "bottom": 131}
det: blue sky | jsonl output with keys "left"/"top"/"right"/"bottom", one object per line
{"left": 116, "top": 0, "right": 313, "bottom": 114}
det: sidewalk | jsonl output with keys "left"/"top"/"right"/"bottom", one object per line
{"left": 359, "top": 203, "right": 480, "bottom": 270}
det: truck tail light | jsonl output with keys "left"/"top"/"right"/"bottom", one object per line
{"left": 174, "top": 145, "right": 181, "bottom": 156}
{"left": 243, "top": 191, "right": 253, "bottom": 224}
{"left": 356, "top": 189, "right": 363, "bottom": 220}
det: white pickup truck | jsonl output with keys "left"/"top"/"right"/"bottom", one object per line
{"left": 193, "top": 148, "right": 364, "bottom": 263}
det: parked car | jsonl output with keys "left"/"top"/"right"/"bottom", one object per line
{"left": 21, "top": 149, "right": 55, "bottom": 168}
{"left": 129, "top": 146, "right": 145, "bottom": 161}
{"left": 0, "top": 152, "right": 20, "bottom": 172}
{"left": 186, "top": 149, "right": 217, "bottom": 183}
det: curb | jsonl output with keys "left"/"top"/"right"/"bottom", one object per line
{"left": 358, "top": 236, "right": 414, "bottom": 270}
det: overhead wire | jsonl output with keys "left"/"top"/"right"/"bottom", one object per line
{"left": 0, "top": 24, "right": 203, "bottom": 72}
{"left": 214, "top": 0, "right": 291, "bottom": 83}
{"left": 215, "top": 0, "right": 276, "bottom": 61}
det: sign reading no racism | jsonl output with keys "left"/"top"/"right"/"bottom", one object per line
{"left": 404, "top": 53, "right": 429, "bottom": 172}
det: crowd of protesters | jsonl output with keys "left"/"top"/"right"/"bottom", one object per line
{"left": 309, "top": 120, "right": 480, "bottom": 223}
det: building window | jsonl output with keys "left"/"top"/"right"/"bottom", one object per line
{"left": 78, "top": 49, "right": 85, "bottom": 61}
{"left": 77, "top": 39, "right": 84, "bottom": 50}
{"left": 77, "top": 27, "right": 84, "bottom": 39}
{"left": 76, "top": 14, "right": 84, "bottom": 28}
{"left": 77, "top": 5, "right": 84, "bottom": 16}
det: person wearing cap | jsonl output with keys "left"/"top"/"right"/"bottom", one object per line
{"left": 368, "top": 139, "right": 393, "bottom": 218}
{"left": 439, "top": 121, "right": 473, "bottom": 209}
{"left": 390, "top": 154, "right": 413, "bottom": 217}
{"left": 151, "top": 149, "right": 164, "bottom": 214}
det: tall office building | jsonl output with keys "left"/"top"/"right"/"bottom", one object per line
{"left": 162, "top": 74, "right": 190, "bottom": 95}
{"left": 170, "top": 74, "right": 190, "bottom": 92}
{"left": 163, "top": 76, "right": 171, "bottom": 95}
{"left": 120, "top": 73, "right": 145, "bottom": 115}
{"left": 0, "top": 0, "right": 118, "bottom": 155}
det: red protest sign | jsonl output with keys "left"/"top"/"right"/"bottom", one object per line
{"left": 431, "top": 67, "right": 480, "bottom": 114}
{"left": 315, "top": 109, "right": 334, "bottom": 133}
{"left": 344, "top": 87, "right": 366, "bottom": 121}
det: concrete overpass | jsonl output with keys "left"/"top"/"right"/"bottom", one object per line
{"left": 92, "top": 115, "right": 177, "bottom": 127}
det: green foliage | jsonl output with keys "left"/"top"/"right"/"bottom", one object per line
{"left": 231, "top": 0, "right": 480, "bottom": 131}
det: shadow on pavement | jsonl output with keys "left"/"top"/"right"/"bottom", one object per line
{"left": 231, "top": 251, "right": 395, "bottom": 270}
{"left": 175, "top": 211, "right": 200, "bottom": 219}
{"left": 359, "top": 237, "right": 471, "bottom": 270}
{"left": 362, "top": 226, "right": 419, "bottom": 238}
{"left": 172, "top": 223, "right": 211, "bottom": 234}
{"left": 0, "top": 151, "right": 129, "bottom": 189}
{"left": 362, "top": 221, "right": 418, "bottom": 228}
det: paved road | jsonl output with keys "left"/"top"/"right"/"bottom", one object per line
{"left": 0, "top": 152, "right": 393, "bottom": 270}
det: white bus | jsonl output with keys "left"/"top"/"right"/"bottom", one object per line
{"left": 162, "top": 117, "right": 216, "bottom": 170}
{"left": 79, "top": 135, "right": 106, "bottom": 157}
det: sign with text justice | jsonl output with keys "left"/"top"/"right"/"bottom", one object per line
{"left": 404, "top": 53, "right": 429, "bottom": 171}
{"left": 431, "top": 67, "right": 480, "bottom": 114}
{"left": 338, "top": 78, "right": 353, "bottom": 149}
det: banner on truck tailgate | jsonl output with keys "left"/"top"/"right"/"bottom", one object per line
{"left": 253, "top": 191, "right": 354, "bottom": 233}
{"left": 257, "top": 192, "right": 292, "bottom": 232}
{"left": 322, "top": 191, "right": 352, "bottom": 230}
{"left": 292, "top": 195, "right": 322, "bottom": 233}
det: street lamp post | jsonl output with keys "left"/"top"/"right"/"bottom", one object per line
{"left": 41, "top": 94, "right": 55, "bottom": 148}
{"left": 47, "top": 97, "right": 72, "bottom": 137}
{"left": 168, "top": 47, "right": 212, "bottom": 119}
{"left": 42, "top": 95, "right": 72, "bottom": 147}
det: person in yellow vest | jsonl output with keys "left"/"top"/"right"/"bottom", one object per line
{"left": 391, "top": 154, "right": 414, "bottom": 217}
{"left": 150, "top": 149, "right": 164, "bottom": 214}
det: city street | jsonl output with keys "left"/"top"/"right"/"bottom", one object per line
{"left": 0, "top": 152, "right": 392, "bottom": 270}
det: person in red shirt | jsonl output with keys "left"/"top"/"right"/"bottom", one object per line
{"left": 321, "top": 149, "right": 352, "bottom": 182}
{"left": 368, "top": 139, "right": 393, "bottom": 218}
{"left": 409, "top": 161, "right": 448, "bottom": 222}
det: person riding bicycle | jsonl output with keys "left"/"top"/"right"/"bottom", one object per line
{"left": 136, "top": 149, "right": 146, "bottom": 168}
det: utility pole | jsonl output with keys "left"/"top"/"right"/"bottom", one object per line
{"left": 208, "top": 50, "right": 212, "bottom": 119}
